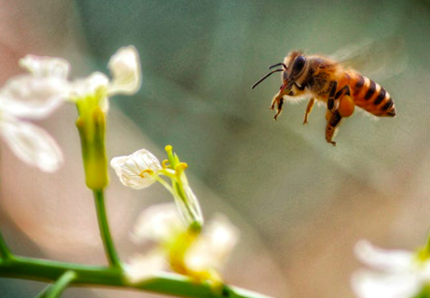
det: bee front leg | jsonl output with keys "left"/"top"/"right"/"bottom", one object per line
{"left": 325, "top": 110, "right": 343, "bottom": 146}
{"left": 270, "top": 93, "right": 285, "bottom": 121}
{"left": 303, "top": 97, "right": 316, "bottom": 124}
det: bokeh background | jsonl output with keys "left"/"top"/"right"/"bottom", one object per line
{"left": 1, "top": 0, "right": 430, "bottom": 297}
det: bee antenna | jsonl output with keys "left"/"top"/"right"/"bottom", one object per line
{"left": 251, "top": 68, "right": 284, "bottom": 89}
{"left": 269, "top": 63, "right": 287, "bottom": 70}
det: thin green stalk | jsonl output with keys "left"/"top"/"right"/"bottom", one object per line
{"left": 35, "top": 285, "right": 50, "bottom": 298}
{"left": 93, "top": 190, "right": 121, "bottom": 268}
{"left": 45, "top": 271, "right": 76, "bottom": 298}
{"left": 0, "top": 256, "right": 272, "bottom": 298}
{"left": 0, "top": 229, "right": 12, "bottom": 260}
{"left": 36, "top": 271, "right": 76, "bottom": 298}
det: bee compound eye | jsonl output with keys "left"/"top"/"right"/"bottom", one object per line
{"left": 292, "top": 55, "right": 306, "bottom": 75}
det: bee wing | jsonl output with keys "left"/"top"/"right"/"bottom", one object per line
{"left": 330, "top": 36, "right": 407, "bottom": 82}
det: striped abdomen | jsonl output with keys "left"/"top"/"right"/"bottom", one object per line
{"left": 348, "top": 71, "right": 396, "bottom": 117}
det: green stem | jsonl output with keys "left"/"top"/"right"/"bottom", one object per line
{"left": 0, "top": 256, "right": 272, "bottom": 298}
{"left": 0, "top": 229, "right": 12, "bottom": 260}
{"left": 93, "top": 190, "right": 121, "bottom": 268}
{"left": 42, "top": 271, "right": 77, "bottom": 298}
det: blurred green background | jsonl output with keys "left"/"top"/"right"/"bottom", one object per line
{"left": 2, "top": 0, "right": 430, "bottom": 297}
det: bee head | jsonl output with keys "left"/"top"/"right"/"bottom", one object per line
{"left": 284, "top": 51, "right": 307, "bottom": 84}
{"left": 251, "top": 50, "right": 307, "bottom": 91}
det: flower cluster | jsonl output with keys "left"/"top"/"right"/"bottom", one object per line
{"left": 2, "top": 46, "right": 239, "bottom": 292}
{"left": 111, "top": 147, "right": 239, "bottom": 286}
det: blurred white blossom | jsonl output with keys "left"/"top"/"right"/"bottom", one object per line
{"left": 125, "top": 252, "right": 166, "bottom": 284}
{"left": 0, "top": 76, "right": 64, "bottom": 172}
{"left": 19, "top": 45, "right": 141, "bottom": 113}
{"left": 352, "top": 240, "right": 430, "bottom": 298}
{"left": 19, "top": 55, "right": 71, "bottom": 79}
{"left": 125, "top": 203, "right": 239, "bottom": 285}
{"left": 185, "top": 214, "right": 239, "bottom": 274}
{"left": 0, "top": 45, "right": 140, "bottom": 173}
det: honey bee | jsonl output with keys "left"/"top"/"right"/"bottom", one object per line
{"left": 252, "top": 40, "right": 402, "bottom": 146}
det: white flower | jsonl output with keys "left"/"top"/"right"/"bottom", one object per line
{"left": 110, "top": 149, "right": 162, "bottom": 189}
{"left": 110, "top": 146, "right": 204, "bottom": 227}
{"left": 124, "top": 203, "right": 239, "bottom": 284}
{"left": 19, "top": 45, "right": 141, "bottom": 113}
{"left": 0, "top": 45, "right": 141, "bottom": 173}
{"left": 352, "top": 240, "right": 430, "bottom": 298}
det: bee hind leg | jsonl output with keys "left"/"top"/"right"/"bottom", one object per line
{"left": 325, "top": 110, "right": 343, "bottom": 146}
{"left": 270, "top": 93, "right": 285, "bottom": 121}
{"left": 303, "top": 97, "right": 316, "bottom": 124}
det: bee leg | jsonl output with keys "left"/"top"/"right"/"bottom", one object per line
{"left": 325, "top": 110, "right": 342, "bottom": 146}
{"left": 327, "top": 81, "right": 338, "bottom": 113}
{"left": 303, "top": 97, "right": 316, "bottom": 124}
{"left": 329, "top": 85, "right": 351, "bottom": 113}
{"left": 270, "top": 93, "right": 285, "bottom": 121}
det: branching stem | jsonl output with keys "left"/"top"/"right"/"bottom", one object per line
{"left": 0, "top": 256, "right": 272, "bottom": 298}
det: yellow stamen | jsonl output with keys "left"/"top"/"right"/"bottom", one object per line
{"left": 175, "top": 162, "right": 188, "bottom": 174}
{"left": 165, "top": 145, "right": 173, "bottom": 154}
{"left": 139, "top": 169, "right": 154, "bottom": 178}
{"left": 162, "top": 159, "right": 171, "bottom": 169}
{"left": 158, "top": 169, "right": 177, "bottom": 179}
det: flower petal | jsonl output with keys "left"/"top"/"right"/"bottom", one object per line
{"left": 0, "top": 115, "right": 64, "bottom": 172}
{"left": 173, "top": 183, "right": 204, "bottom": 226}
{"left": 351, "top": 269, "right": 421, "bottom": 298}
{"left": 185, "top": 214, "right": 239, "bottom": 272}
{"left": 131, "top": 203, "right": 185, "bottom": 244}
{"left": 110, "top": 149, "right": 162, "bottom": 190}
{"left": 0, "top": 75, "right": 68, "bottom": 119}
{"left": 19, "top": 55, "right": 71, "bottom": 79}
{"left": 355, "top": 240, "right": 416, "bottom": 272}
{"left": 107, "top": 46, "right": 141, "bottom": 95}
{"left": 124, "top": 251, "right": 166, "bottom": 284}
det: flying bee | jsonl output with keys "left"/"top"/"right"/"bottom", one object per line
{"left": 252, "top": 39, "right": 403, "bottom": 146}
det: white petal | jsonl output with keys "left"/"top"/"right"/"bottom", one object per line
{"left": 351, "top": 269, "right": 422, "bottom": 298}
{"left": 185, "top": 214, "right": 239, "bottom": 272}
{"left": 355, "top": 240, "right": 416, "bottom": 272}
{"left": 173, "top": 183, "right": 204, "bottom": 226}
{"left": 0, "top": 75, "right": 68, "bottom": 119}
{"left": 131, "top": 203, "right": 185, "bottom": 244}
{"left": 107, "top": 46, "right": 141, "bottom": 95}
{"left": 110, "top": 149, "right": 162, "bottom": 190}
{"left": 70, "top": 72, "right": 109, "bottom": 105}
{"left": 19, "top": 55, "right": 71, "bottom": 79}
{"left": 124, "top": 251, "right": 166, "bottom": 284}
{"left": 0, "top": 116, "right": 64, "bottom": 172}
